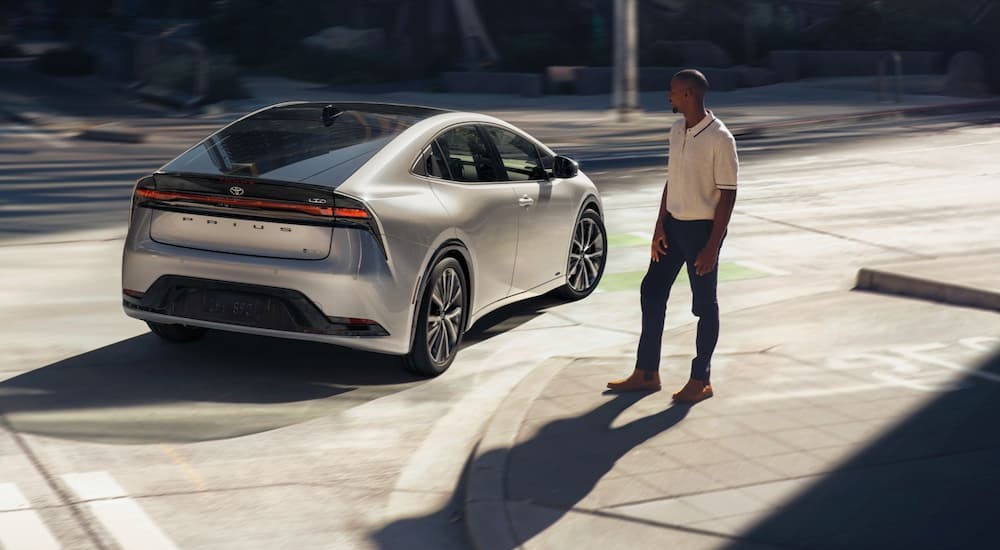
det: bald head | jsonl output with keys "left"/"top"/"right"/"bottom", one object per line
{"left": 668, "top": 68, "right": 709, "bottom": 117}
{"left": 672, "top": 69, "right": 709, "bottom": 95}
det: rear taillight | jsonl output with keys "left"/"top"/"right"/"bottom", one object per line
{"left": 333, "top": 207, "right": 370, "bottom": 219}
{"left": 134, "top": 188, "right": 336, "bottom": 217}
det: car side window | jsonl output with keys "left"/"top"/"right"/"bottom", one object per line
{"left": 414, "top": 141, "right": 450, "bottom": 179}
{"left": 435, "top": 126, "right": 501, "bottom": 183}
{"left": 482, "top": 126, "right": 546, "bottom": 181}
{"left": 539, "top": 151, "right": 555, "bottom": 179}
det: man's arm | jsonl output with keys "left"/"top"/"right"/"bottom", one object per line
{"left": 651, "top": 180, "right": 669, "bottom": 261}
{"left": 694, "top": 189, "right": 735, "bottom": 273}
{"left": 694, "top": 133, "right": 738, "bottom": 275}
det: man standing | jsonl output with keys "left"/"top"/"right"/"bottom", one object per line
{"left": 607, "top": 69, "right": 738, "bottom": 403}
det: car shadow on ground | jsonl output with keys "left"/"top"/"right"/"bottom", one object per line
{"left": 371, "top": 392, "right": 692, "bottom": 550}
{"left": 461, "top": 293, "right": 568, "bottom": 348}
{"left": 0, "top": 293, "right": 571, "bottom": 445}
{"left": 0, "top": 329, "right": 422, "bottom": 444}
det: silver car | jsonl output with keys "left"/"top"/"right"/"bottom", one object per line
{"left": 122, "top": 102, "right": 607, "bottom": 376}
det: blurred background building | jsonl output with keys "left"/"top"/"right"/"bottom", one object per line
{"left": 1, "top": 0, "right": 997, "bottom": 102}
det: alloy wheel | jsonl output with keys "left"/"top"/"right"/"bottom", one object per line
{"left": 426, "top": 266, "right": 463, "bottom": 364}
{"left": 567, "top": 217, "right": 606, "bottom": 292}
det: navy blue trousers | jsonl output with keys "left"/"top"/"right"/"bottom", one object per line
{"left": 635, "top": 215, "right": 721, "bottom": 382}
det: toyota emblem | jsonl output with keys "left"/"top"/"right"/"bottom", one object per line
{"left": 229, "top": 186, "right": 245, "bottom": 196}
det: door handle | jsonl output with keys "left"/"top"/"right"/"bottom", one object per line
{"left": 518, "top": 194, "right": 534, "bottom": 207}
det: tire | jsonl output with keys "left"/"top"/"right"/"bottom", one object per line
{"left": 147, "top": 321, "right": 207, "bottom": 343}
{"left": 404, "top": 256, "right": 468, "bottom": 377}
{"left": 556, "top": 209, "right": 607, "bottom": 300}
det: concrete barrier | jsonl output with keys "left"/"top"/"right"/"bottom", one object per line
{"left": 446, "top": 65, "right": 773, "bottom": 97}
{"left": 768, "top": 50, "right": 946, "bottom": 81}
{"left": 567, "top": 66, "right": 746, "bottom": 95}
{"left": 442, "top": 72, "right": 543, "bottom": 97}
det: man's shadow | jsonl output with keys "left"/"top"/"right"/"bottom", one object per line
{"left": 372, "top": 392, "right": 691, "bottom": 549}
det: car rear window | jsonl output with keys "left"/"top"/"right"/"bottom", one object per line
{"left": 161, "top": 103, "right": 434, "bottom": 184}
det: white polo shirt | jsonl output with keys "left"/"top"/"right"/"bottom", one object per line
{"left": 665, "top": 111, "right": 738, "bottom": 221}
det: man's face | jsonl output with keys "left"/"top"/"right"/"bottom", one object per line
{"left": 668, "top": 79, "right": 689, "bottom": 114}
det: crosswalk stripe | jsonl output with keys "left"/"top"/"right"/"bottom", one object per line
{"left": 0, "top": 124, "right": 72, "bottom": 148}
{"left": 62, "top": 472, "right": 179, "bottom": 550}
{"left": 0, "top": 483, "right": 62, "bottom": 550}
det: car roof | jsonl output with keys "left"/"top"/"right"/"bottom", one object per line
{"left": 256, "top": 101, "right": 452, "bottom": 122}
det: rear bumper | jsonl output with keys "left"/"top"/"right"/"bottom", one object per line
{"left": 124, "top": 275, "right": 389, "bottom": 337}
{"left": 122, "top": 215, "right": 416, "bottom": 354}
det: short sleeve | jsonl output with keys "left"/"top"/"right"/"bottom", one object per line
{"left": 714, "top": 133, "right": 738, "bottom": 190}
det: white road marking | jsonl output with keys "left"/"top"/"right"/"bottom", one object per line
{"left": 0, "top": 123, "right": 72, "bottom": 149}
{"left": 889, "top": 343, "right": 1000, "bottom": 384}
{"left": 0, "top": 483, "right": 62, "bottom": 550}
{"left": 888, "top": 138, "right": 1000, "bottom": 155}
{"left": 732, "top": 260, "right": 788, "bottom": 276}
{"left": 61, "top": 472, "right": 179, "bottom": 550}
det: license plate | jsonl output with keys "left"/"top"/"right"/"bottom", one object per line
{"left": 206, "top": 294, "right": 263, "bottom": 322}
{"left": 176, "top": 290, "right": 272, "bottom": 326}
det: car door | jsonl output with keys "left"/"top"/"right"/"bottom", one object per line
{"left": 422, "top": 125, "right": 519, "bottom": 312}
{"left": 481, "top": 125, "right": 576, "bottom": 294}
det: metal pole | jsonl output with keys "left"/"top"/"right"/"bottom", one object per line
{"left": 612, "top": 0, "right": 638, "bottom": 121}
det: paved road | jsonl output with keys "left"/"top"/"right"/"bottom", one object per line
{"left": 0, "top": 111, "right": 998, "bottom": 549}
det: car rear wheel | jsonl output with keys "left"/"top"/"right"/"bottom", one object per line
{"left": 556, "top": 209, "right": 607, "bottom": 300}
{"left": 404, "top": 257, "right": 468, "bottom": 377}
{"left": 147, "top": 321, "right": 207, "bottom": 343}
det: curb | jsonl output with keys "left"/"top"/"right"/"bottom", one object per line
{"left": 2, "top": 108, "right": 144, "bottom": 143}
{"left": 572, "top": 97, "right": 1000, "bottom": 166}
{"left": 855, "top": 268, "right": 1000, "bottom": 312}
{"left": 464, "top": 356, "right": 575, "bottom": 550}
{"left": 730, "top": 98, "right": 1000, "bottom": 138}
{"left": 1, "top": 109, "right": 44, "bottom": 125}
{"left": 75, "top": 122, "right": 144, "bottom": 144}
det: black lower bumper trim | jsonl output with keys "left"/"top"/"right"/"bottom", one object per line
{"left": 126, "top": 275, "right": 388, "bottom": 337}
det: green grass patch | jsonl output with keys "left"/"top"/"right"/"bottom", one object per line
{"left": 598, "top": 262, "right": 770, "bottom": 292}
{"left": 606, "top": 233, "right": 650, "bottom": 248}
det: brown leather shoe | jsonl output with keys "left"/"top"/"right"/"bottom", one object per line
{"left": 672, "top": 379, "right": 713, "bottom": 403}
{"left": 607, "top": 369, "right": 661, "bottom": 392}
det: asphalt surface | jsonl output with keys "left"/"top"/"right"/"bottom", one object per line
{"left": 1, "top": 90, "right": 999, "bottom": 549}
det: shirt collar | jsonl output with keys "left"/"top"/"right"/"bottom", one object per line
{"left": 687, "top": 110, "right": 716, "bottom": 135}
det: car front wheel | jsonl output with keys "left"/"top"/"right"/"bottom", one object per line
{"left": 557, "top": 209, "right": 607, "bottom": 300}
{"left": 404, "top": 256, "right": 468, "bottom": 377}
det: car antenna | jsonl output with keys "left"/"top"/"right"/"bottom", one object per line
{"left": 322, "top": 105, "right": 343, "bottom": 127}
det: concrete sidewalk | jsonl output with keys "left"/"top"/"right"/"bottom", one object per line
{"left": 464, "top": 278, "right": 1000, "bottom": 549}
{"left": 463, "top": 254, "right": 1000, "bottom": 549}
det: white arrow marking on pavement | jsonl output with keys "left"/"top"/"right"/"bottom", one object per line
{"left": 889, "top": 343, "right": 1000, "bottom": 384}
{"left": 61, "top": 472, "right": 179, "bottom": 550}
{"left": 0, "top": 482, "right": 62, "bottom": 550}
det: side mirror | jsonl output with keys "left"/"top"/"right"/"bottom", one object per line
{"left": 552, "top": 155, "right": 579, "bottom": 179}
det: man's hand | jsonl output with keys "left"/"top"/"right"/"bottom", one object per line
{"left": 651, "top": 228, "right": 669, "bottom": 262}
{"left": 693, "top": 245, "right": 719, "bottom": 276}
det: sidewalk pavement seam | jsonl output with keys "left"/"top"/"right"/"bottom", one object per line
{"left": 855, "top": 268, "right": 1000, "bottom": 313}
{"left": 739, "top": 212, "right": 934, "bottom": 260}
{"left": 464, "top": 356, "right": 573, "bottom": 550}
